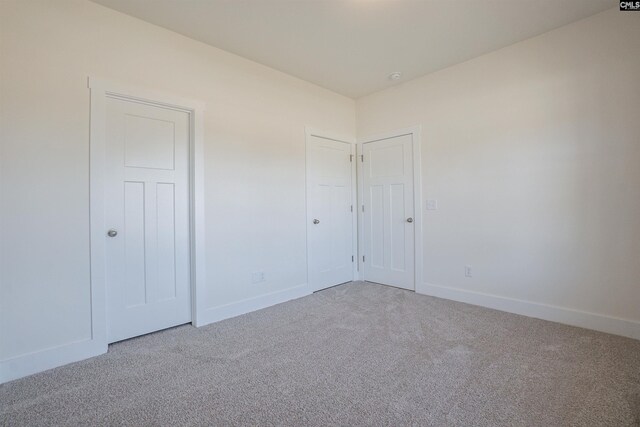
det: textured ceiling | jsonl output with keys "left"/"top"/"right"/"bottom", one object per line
{"left": 91, "top": 0, "right": 612, "bottom": 98}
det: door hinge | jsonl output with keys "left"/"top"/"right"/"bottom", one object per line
{"left": 360, "top": 155, "right": 364, "bottom": 162}
{"left": 350, "top": 154, "right": 353, "bottom": 162}
{"left": 352, "top": 255, "right": 354, "bottom": 262}
{"left": 362, "top": 205, "right": 364, "bottom": 212}
{"left": 350, "top": 205, "right": 353, "bottom": 212}
{"left": 363, "top": 255, "right": 365, "bottom": 262}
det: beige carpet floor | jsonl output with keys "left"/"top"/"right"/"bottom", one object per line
{"left": 1, "top": 281, "right": 639, "bottom": 426}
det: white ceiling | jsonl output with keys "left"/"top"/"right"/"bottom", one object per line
{"left": 90, "top": 0, "right": 612, "bottom": 99}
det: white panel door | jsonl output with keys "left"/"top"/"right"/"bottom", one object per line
{"left": 362, "top": 134, "right": 415, "bottom": 290}
{"left": 307, "top": 136, "right": 354, "bottom": 291}
{"left": 105, "top": 96, "right": 191, "bottom": 343}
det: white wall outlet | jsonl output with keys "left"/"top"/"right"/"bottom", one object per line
{"left": 465, "top": 265, "right": 472, "bottom": 277}
{"left": 251, "top": 271, "right": 265, "bottom": 283}
{"left": 426, "top": 199, "right": 438, "bottom": 210}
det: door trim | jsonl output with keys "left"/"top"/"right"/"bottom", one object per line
{"left": 357, "top": 126, "right": 423, "bottom": 290}
{"left": 88, "top": 77, "right": 207, "bottom": 351}
{"left": 304, "top": 127, "right": 358, "bottom": 289}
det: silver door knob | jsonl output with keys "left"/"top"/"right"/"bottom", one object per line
{"left": 313, "top": 219, "right": 320, "bottom": 224}
{"left": 107, "top": 229, "right": 118, "bottom": 237}
{"left": 406, "top": 218, "right": 413, "bottom": 223}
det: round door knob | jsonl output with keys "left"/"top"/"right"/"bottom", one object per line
{"left": 107, "top": 229, "right": 118, "bottom": 237}
{"left": 406, "top": 218, "right": 413, "bottom": 223}
{"left": 313, "top": 219, "right": 320, "bottom": 224}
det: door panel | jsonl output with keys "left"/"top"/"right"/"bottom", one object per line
{"left": 123, "top": 181, "right": 146, "bottom": 307}
{"left": 307, "top": 136, "right": 354, "bottom": 291}
{"left": 363, "top": 134, "right": 414, "bottom": 290}
{"left": 370, "top": 184, "right": 385, "bottom": 268}
{"left": 390, "top": 183, "right": 406, "bottom": 271}
{"left": 155, "top": 182, "right": 177, "bottom": 302}
{"left": 105, "top": 97, "right": 191, "bottom": 343}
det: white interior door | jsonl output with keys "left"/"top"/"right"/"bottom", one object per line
{"left": 362, "top": 134, "right": 415, "bottom": 290}
{"left": 307, "top": 135, "right": 354, "bottom": 291}
{"left": 105, "top": 96, "right": 191, "bottom": 343}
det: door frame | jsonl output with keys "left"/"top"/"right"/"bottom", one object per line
{"left": 88, "top": 77, "right": 207, "bottom": 351}
{"left": 305, "top": 127, "right": 358, "bottom": 290}
{"left": 357, "top": 126, "right": 423, "bottom": 290}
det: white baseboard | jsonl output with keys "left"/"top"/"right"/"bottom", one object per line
{"left": 417, "top": 282, "right": 640, "bottom": 341}
{"left": 0, "top": 339, "right": 107, "bottom": 384}
{"left": 196, "top": 284, "right": 312, "bottom": 327}
{"left": 1, "top": 285, "right": 310, "bottom": 384}
{"left": 6, "top": 282, "right": 633, "bottom": 385}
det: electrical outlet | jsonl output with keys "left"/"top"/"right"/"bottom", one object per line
{"left": 426, "top": 199, "right": 438, "bottom": 210}
{"left": 251, "top": 272, "right": 265, "bottom": 283}
{"left": 465, "top": 265, "right": 472, "bottom": 277}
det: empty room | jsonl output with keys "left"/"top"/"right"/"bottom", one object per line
{"left": 1, "top": 0, "right": 639, "bottom": 425}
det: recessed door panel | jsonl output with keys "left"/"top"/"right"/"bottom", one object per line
{"left": 370, "top": 184, "right": 385, "bottom": 268}
{"left": 123, "top": 181, "right": 146, "bottom": 307}
{"left": 155, "top": 182, "right": 177, "bottom": 303}
{"left": 370, "top": 144, "right": 405, "bottom": 177}
{"left": 316, "top": 183, "right": 332, "bottom": 273}
{"left": 124, "top": 114, "right": 175, "bottom": 170}
{"left": 390, "top": 183, "right": 406, "bottom": 272}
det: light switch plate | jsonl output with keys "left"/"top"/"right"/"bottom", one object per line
{"left": 426, "top": 199, "right": 438, "bottom": 210}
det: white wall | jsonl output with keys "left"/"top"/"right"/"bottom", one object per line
{"left": 0, "top": 0, "right": 354, "bottom": 380}
{"left": 357, "top": 8, "right": 640, "bottom": 337}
